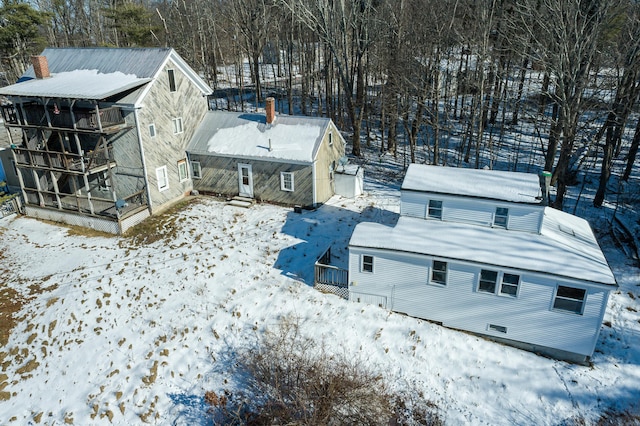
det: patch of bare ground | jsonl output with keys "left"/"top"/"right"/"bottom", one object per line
{"left": 123, "top": 197, "right": 201, "bottom": 246}
{"left": 0, "top": 241, "right": 58, "bottom": 401}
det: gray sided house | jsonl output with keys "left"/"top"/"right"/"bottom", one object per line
{"left": 348, "top": 164, "right": 616, "bottom": 363}
{"left": 0, "top": 48, "right": 212, "bottom": 234}
{"left": 187, "top": 98, "right": 346, "bottom": 207}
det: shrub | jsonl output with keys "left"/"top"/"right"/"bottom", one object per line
{"left": 207, "top": 316, "right": 441, "bottom": 425}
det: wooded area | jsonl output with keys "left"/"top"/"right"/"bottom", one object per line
{"left": 1, "top": 0, "right": 639, "bottom": 209}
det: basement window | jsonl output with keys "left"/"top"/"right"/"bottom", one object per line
{"left": 488, "top": 324, "right": 507, "bottom": 334}
{"left": 553, "top": 285, "right": 586, "bottom": 314}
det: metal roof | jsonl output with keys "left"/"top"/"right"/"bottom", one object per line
{"left": 187, "top": 110, "right": 331, "bottom": 164}
{"left": 0, "top": 47, "right": 212, "bottom": 102}
{"left": 21, "top": 47, "right": 173, "bottom": 79}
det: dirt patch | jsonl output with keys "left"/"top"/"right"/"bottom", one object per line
{"left": 123, "top": 197, "right": 201, "bottom": 246}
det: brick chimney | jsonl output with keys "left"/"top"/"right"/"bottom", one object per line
{"left": 265, "top": 97, "right": 275, "bottom": 124}
{"left": 32, "top": 56, "right": 50, "bottom": 79}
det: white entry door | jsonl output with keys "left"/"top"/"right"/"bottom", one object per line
{"left": 238, "top": 163, "right": 253, "bottom": 198}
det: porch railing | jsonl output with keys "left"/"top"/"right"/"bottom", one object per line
{"left": 314, "top": 247, "right": 349, "bottom": 299}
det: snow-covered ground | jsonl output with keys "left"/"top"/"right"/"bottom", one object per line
{"left": 0, "top": 164, "right": 639, "bottom": 425}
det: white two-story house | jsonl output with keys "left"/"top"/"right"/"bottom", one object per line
{"left": 348, "top": 164, "right": 617, "bottom": 363}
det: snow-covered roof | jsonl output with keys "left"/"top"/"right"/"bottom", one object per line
{"left": 0, "top": 69, "right": 150, "bottom": 100}
{"left": 0, "top": 47, "right": 211, "bottom": 102}
{"left": 401, "top": 164, "right": 543, "bottom": 204}
{"left": 349, "top": 208, "right": 616, "bottom": 286}
{"left": 187, "top": 111, "right": 331, "bottom": 164}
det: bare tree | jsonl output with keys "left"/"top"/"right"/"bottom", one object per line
{"left": 510, "top": 0, "right": 620, "bottom": 209}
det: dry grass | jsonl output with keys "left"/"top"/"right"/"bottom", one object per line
{"left": 123, "top": 197, "right": 201, "bottom": 246}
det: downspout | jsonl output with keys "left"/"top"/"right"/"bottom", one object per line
{"left": 133, "top": 107, "right": 153, "bottom": 214}
{"left": 312, "top": 160, "right": 317, "bottom": 207}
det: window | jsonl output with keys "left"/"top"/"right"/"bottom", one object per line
{"left": 329, "top": 161, "right": 335, "bottom": 181}
{"left": 494, "top": 207, "right": 509, "bottom": 228}
{"left": 149, "top": 123, "right": 156, "bottom": 138}
{"left": 191, "top": 161, "right": 202, "bottom": 179}
{"left": 281, "top": 172, "right": 294, "bottom": 191}
{"left": 430, "top": 260, "right": 448, "bottom": 285}
{"left": 172, "top": 117, "right": 183, "bottom": 134}
{"left": 156, "top": 166, "right": 169, "bottom": 191}
{"left": 479, "top": 270, "right": 520, "bottom": 296}
{"left": 500, "top": 273, "right": 520, "bottom": 297}
{"left": 168, "top": 69, "right": 176, "bottom": 92}
{"left": 177, "top": 159, "right": 188, "bottom": 182}
{"left": 553, "top": 286, "right": 586, "bottom": 314}
{"left": 488, "top": 324, "right": 507, "bottom": 333}
{"left": 362, "top": 255, "right": 374, "bottom": 273}
{"left": 478, "top": 270, "right": 498, "bottom": 293}
{"left": 428, "top": 200, "right": 443, "bottom": 219}
{"left": 329, "top": 132, "right": 333, "bottom": 146}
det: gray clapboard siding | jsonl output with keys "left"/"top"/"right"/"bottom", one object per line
{"left": 191, "top": 154, "right": 314, "bottom": 206}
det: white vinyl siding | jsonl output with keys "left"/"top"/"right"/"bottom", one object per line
{"left": 400, "top": 190, "right": 544, "bottom": 233}
{"left": 348, "top": 247, "right": 609, "bottom": 358}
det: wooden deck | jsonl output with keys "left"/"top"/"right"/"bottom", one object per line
{"left": 314, "top": 247, "right": 349, "bottom": 299}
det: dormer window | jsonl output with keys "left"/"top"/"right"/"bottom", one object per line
{"left": 428, "top": 200, "right": 443, "bottom": 220}
{"left": 494, "top": 207, "right": 508, "bottom": 228}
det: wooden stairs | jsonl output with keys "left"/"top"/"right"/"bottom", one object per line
{"left": 227, "top": 195, "right": 254, "bottom": 208}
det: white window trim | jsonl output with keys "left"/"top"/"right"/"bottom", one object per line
{"left": 191, "top": 161, "right": 202, "bottom": 179}
{"left": 361, "top": 255, "right": 374, "bottom": 273}
{"left": 149, "top": 123, "right": 156, "bottom": 138}
{"left": 177, "top": 159, "right": 188, "bottom": 183}
{"left": 280, "top": 171, "right": 294, "bottom": 192}
{"left": 477, "top": 269, "right": 521, "bottom": 298}
{"left": 428, "top": 200, "right": 443, "bottom": 220}
{"left": 156, "top": 165, "right": 169, "bottom": 192}
{"left": 494, "top": 207, "right": 509, "bottom": 228}
{"left": 429, "top": 260, "right": 448, "bottom": 286}
{"left": 552, "top": 285, "right": 587, "bottom": 315}
{"left": 172, "top": 117, "right": 183, "bottom": 135}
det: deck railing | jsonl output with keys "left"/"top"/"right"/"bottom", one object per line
{"left": 1, "top": 104, "right": 125, "bottom": 131}
{"left": 314, "top": 247, "right": 349, "bottom": 299}
{"left": 13, "top": 146, "right": 113, "bottom": 173}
